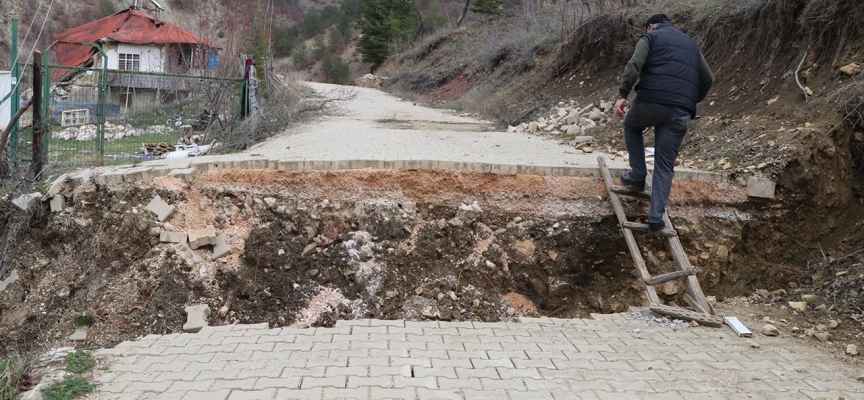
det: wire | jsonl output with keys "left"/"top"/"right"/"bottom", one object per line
{"left": 2, "top": 0, "right": 55, "bottom": 107}
{"left": 12, "top": 0, "right": 45, "bottom": 66}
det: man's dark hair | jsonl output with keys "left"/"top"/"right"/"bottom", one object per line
{"left": 646, "top": 13, "right": 670, "bottom": 28}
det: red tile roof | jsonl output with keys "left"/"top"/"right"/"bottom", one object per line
{"left": 53, "top": 8, "right": 219, "bottom": 68}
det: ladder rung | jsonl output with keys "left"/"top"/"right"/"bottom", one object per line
{"left": 610, "top": 185, "right": 651, "bottom": 199}
{"left": 621, "top": 221, "right": 677, "bottom": 237}
{"left": 645, "top": 270, "right": 694, "bottom": 285}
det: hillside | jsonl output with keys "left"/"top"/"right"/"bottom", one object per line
{"left": 374, "top": 0, "right": 864, "bottom": 320}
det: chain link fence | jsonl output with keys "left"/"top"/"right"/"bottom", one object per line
{"left": 8, "top": 63, "right": 245, "bottom": 169}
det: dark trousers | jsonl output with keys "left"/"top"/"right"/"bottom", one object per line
{"left": 622, "top": 100, "right": 691, "bottom": 224}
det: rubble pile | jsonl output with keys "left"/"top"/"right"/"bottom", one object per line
{"left": 509, "top": 99, "right": 614, "bottom": 139}
{"left": 352, "top": 74, "right": 388, "bottom": 88}
{"left": 52, "top": 122, "right": 176, "bottom": 141}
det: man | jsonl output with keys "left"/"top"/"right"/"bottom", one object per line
{"left": 614, "top": 13, "right": 713, "bottom": 233}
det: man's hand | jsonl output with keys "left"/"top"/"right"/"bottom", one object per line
{"left": 614, "top": 98, "right": 628, "bottom": 118}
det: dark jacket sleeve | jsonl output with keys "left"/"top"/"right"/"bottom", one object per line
{"left": 697, "top": 52, "right": 714, "bottom": 102}
{"left": 619, "top": 37, "right": 651, "bottom": 100}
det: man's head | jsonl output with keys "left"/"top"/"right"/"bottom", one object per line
{"left": 646, "top": 13, "right": 670, "bottom": 31}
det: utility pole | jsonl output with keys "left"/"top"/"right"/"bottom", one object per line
{"left": 30, "top": 52, "right": 44, "bottom": 180}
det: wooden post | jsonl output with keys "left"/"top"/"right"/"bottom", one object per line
{"left": 30, "top": 51, "right": 44, "bottom": 180}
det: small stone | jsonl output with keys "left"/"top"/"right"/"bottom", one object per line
{"left": 791, "top": 326, "right": 801, "bottom": 333}
{"left": 385, "top": 291, "right": 398, "bottom": 299}
{"left": 160, "top": 231, "right": 187, "bottom": 244}
{"left": 547, "top": 250, "right": 558, "bottom": 261}
{"left": 582, "top": 146, "right": 594, "bottom": 154}
{"left": 846, "top": 344, "right": 859, "bottom": 356}
{"left": 56, "top": 286, "right": 71, "bottom": 300}
{"left": 814, "top": 332, "right": 832, "bottom": 342}
{"left": 50, "top": 195, "right": 66, "bottom": 213}
{"left": 218, "top": 306, "right": 229, "bottom": 316}
{"left": 815, "top": 304, "right": 828, "bottom": 311}
{"left": 447, "top": 218, "right": 464, "bottom": 227}
{"left": 801, "top": 294, "right": 817, "bottom": 302}
{"left": 756, "top": 289, "right": 770, "bottom": 298}
{"left": 183, "top": 304, "right": 211, "bottom": 333}
{"left": 749, "top": 340, "right": 761, "bottom": 349}
{"left": 308, "top": 269, "right": 319, "bottom": 278}
{"left": 858, "top": 376, "right": 864, "bottom": 382}
{"left": 472, "top": 299, "right": 480, "bottom": 307}
{"left": 828, "top": 320, "right": 839, "bottom": 329}
{"left": 302, "top": 243, "right": 317, "bottom": 257}
{"left": 691, "top": 321, "right": 700, "bottom": 327}
{"left": 449, "top": 292, "right": 458, "bottom": 301}
{"left": 513, "top": 217, "right": 523, "bottom": 223}
{"left": 816, "top": 324, "right": 827, "bottom": 332}
{"left": 485, "top": 260, "right": 497, "bottom": 269}
{"left": 278, "top": 249, "right": 285, "bottom": 256}
{"left": 840, "top": 62, "right": 860, "bottom": 76}
{"left": 760, "top": 324, "right": 779, "bottom": 336}
{"left": 769, "top": 288, "right": 786, "bottom": 297}
{"left": 506, "top": 307, "right": 516, "bottom": 317}
{"left": 788, "top": 301, "right": 808, "bottom": 312}
{"left": 415, "top": 288, "right": 424, "bottom": 295}
{"left": 68, "top": 328, "right": 88, "bottom": 342}
{"left": 263, "top": 197, "right": 278, "bottom": 209}
{"left": 436, "top": 293, "right": 445, "bottom": 301}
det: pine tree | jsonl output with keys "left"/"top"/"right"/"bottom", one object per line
{"left": 356, "top": 0, "right": 421, "bottom": 71}
{"left": 470, "top": 0, "right": 501, "bottom": 16}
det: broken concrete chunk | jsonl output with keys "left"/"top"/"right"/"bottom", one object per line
{"left": 746, "top": 176, "right": 776, "bottom": 199}
{"left": 160, "top": 231, "right": 188, "bottom": 244}
{"left": 174, "top": 242, "right": 203, "bottom": 264}
{"left": 167, "top": 168, "right": 197, "bottom": 182}
{"left": 50, "top": 195, "right": 66, "bottom": 213}
{"left": 69, "top": 328, "right": 88, "bottom": 342}
{"left": 210, "top": 234, "right": 233, "bottom": 261}
{"left": 70, "top": 169, "right": 93, "bottom": 186}
{"left": 183, "top": 304, "right": 211, "bottom": 333}
{"left": 188, "top": 226, "right": 218, "bottom": 249}
{"left": 44, "top": 174, "right": 70, "bottom": 200}
{"left": 145, "top": 195, "right": 176, "bottom": 222}
{"left": 12, "top": 193, "right": 43, "bottom": 211}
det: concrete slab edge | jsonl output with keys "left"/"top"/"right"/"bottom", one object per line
{"left": 67, "top": 156, "right": 729, "bottom": 194}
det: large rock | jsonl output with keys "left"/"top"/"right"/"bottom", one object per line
{"left": 183, "top": 304, "right": 211, "bottom": 333}
{"left": 747, "top": 176, "right": 776, "bottom": 199}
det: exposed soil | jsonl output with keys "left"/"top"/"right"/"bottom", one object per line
{"left": 0, "top": 169, "right": 756, "bottom": 356}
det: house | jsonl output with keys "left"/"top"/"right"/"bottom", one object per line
{"left": 51, "top": 7, "right": 221, "bottom": 115}
{"left": 54, "top": 7, "right": 220, "bottom": 75}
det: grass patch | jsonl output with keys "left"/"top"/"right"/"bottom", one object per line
{"left": 0, "top": 354, "right": 38, "bottom": 400}
{"left": 65, "top": 352, "right": 95, "bottom": 374}
{"left": 40, "top": 376, "right": 93, "bottom": 400}
{"left": 73, "top": 315, "right": 95, "bottom": 327}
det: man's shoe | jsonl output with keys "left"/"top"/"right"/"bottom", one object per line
{"left": 620, "top": 171, "right": 645, "bottom": 192}
{"left": 648, "top": 221, "right": 665, "bottom": 234}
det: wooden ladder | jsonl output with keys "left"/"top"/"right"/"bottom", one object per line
{"left": 597, "top": 156, "right": 723, "bottom": 327}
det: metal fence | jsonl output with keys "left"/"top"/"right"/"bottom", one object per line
{"left": 11, "top": 61, "right": 244, "bottom": 168}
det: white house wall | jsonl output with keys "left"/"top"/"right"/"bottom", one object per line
{"left": 104, "top": 43, "right": 165, "bottom": 73}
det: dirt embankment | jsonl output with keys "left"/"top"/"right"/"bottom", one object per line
{"left": 0, "top": 170, "right": 752, "bottom": 356}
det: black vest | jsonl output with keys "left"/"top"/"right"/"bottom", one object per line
{"left": 635, "top": 24, "right": 702, "bottom": 117}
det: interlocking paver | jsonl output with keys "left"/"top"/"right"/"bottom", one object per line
{"left": 90, "top": 318, "right": 864, "bottom": 400}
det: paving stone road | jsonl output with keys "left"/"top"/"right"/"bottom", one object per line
{"left": 90, "top": 314, "right": 864, "bottom": 400}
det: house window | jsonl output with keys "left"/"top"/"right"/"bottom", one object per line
{"left": 118, "top": 53, "right": 141, "bottom": 71}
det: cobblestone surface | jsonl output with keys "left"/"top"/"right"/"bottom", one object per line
{"left": 90, "top": 314, "right": 864, "bottom": 399}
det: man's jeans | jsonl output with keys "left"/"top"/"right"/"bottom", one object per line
{"left": 623, "top": 100, "right": 691, "bottom": 224}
